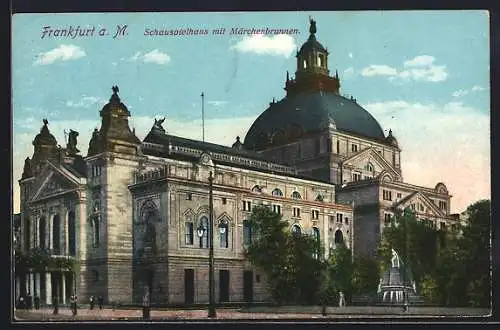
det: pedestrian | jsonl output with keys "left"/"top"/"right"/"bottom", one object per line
{"left": 142, "top": 290, "right": 151, "bottom": 320}
{"left": 338, "top": 291, "right": 346, "bottom": 308}
{"left": 34, "top": 294, "right": 40, "bottom": 310}
{"left": 90, "top": 296, "right": 95, "bottom": 310}
{"left": 18, "top": 296, "right": 25, "bottom": 310}
{"left": 70, "top": 294, "right": 78, "bottom": 316}
{"left": 98, "top": 296, "right": 104, "bottom": 310}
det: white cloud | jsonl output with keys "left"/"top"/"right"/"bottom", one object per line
{"left": 66, "top": 96, "right": 107, "bottom": 108}
{"left": 12, "top": 114, "right": 257, "bottom": 213}
{"left": 230, "top": 34, "right": 296, "bottom": 57}
{"left": 361, "top": 65, "right": 398, "bottom": 77}
{"left": 130, "top": 49, "right": 171, "bottom": 65}
{"left": 403, "top": 55, "right": 435, "bottom": 67}
{"left": 34, "top": 44, "right": 86, "bottom": 65}
{"left": 472, "top": 85, "right": 488, "bottom": 92}
{"left": 207, "top": 101, "right": 228, "bottom": 107}
{"left": 364, "top": 100, "right": 490, "bottom": 213}
{"left": 453, "top": 85, "right": 489, "bottom": 97}
{"left": 452, "top": 89, "right": 468, "bottom": 98}
{"left": 361, "top": 55, "right": 448, "bottom": 83}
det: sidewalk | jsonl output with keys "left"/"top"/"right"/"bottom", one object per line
{"left": 14, "top": 306, "right": 491, "bottom": 321}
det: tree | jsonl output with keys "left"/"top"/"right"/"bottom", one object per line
{"left": 323, "top": 243, "right": 353, "bottom": 303}
{"left": 351, "top": 255, "right": 379, "bottom": 296}
{"left": 435, "top": 199, "right": 491, "bottom": 307}
{"left": 244, "top": 205, "right": 323, "bottom": 304}
{"left": 378, "top": 207, "right": 440, "bottom": 288}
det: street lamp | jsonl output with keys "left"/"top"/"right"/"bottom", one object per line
{"left": 197, "top": 171, "right": 216, "bottom": 318}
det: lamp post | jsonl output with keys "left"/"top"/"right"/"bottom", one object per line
{"left": 402, "top": 208, "right": 409, "bottom": 312}
{"left": 207, "top": 171, "right": 216, "bottom": 318}
{"left": 197, "top": 171, "right": 216, "bottom": 318}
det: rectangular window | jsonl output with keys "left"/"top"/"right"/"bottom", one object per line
{"left": 419, "top": 204, "right": 424, "bottom": 212}
{"left": 351, "top": 144, "right": 358, "bottom": 152}
{"left": 411, "top": 204, "right": 416, "bottom": 211}
{"left": 440, "top": 222, "right": 446, "bottom": 230}
{"left": 293, "top": 207, "right": 301, "bottom": 218}
{"left": 186, "top": 193, "right": 192, "bottom": 200}
{"left": 312, "top": 210, "right": 319, "bottom": 220}
{"left": 397, "top": 193, "right": 402, "bottom": 199}
{"left": 185, "top": 222, "right": 194, "bottom": 245}
{"left": 336, "top": 140, "right": 340, "bottom": 153}
{"left": 383, "top": 190, "right": 392, "bottom": 201}
{"left": 336, "top": 213, "right": 343, "bottom": 223}
{"left": 344, "top": 217, "right": 349, "bottom": 224}
{"left": 439, "top": 201, "right": 447, "bottom": 210}
{"left": 352, "top": 173, "right": 361, "bottom": 181}
{"left": 243, "top": 201, "right": 252, "bottom": 212}
{"left": 272, "top": 204, "right": 281, "bottom": 214}
{"left": 384, "top": 213, "right": 392, "bottom": 225}
{"left": 222, "top": 197, "right": 227, "bottom": 205}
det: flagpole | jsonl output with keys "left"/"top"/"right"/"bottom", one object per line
{"left": 201, "top": 92, "right": 205, "bottom": 142}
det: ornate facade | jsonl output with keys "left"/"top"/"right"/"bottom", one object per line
{"left": 15, "top": 18, "right": 457, "bottom": 306}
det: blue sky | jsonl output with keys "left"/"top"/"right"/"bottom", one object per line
{"left": 12, "top": 11, "right": 490, "bottom": 213}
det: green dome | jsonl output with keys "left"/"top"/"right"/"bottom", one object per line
{"left": 243, "top": 92, "right": 386, "bottom": 150}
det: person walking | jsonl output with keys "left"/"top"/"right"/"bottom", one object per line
{"left": 70, "top": 293, "right": 78, "bottom": 316}
{"left": 338, "top": 291, "right": 346, "bottom": 308}
{"left": 34, "top": 294, "right": 40, "bottom": 310}
{"left": 90, "top": 296, "right": 95, "bottom": 310}
{"left": 98, "top": 296, "right": 104, "bottom": 310}
{"left": 142, "top": 290, "right": 151, "bottom": 320}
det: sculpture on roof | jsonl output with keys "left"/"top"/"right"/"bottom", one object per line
{"left": 67, "top": 129, "right": 80, "bottom": 155}
{"left": 152, "top": 117, "right": 166, "bottom": 133}
{"left": 309, "top": 16, "right": 317, "bottom": 34}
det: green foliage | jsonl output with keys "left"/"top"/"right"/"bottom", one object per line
{"left": 378, "top": 200, "right": 491, "bottom": 308}
{"left": 378, "top": 207, "right": 440, "bottom": 286}
{"left": 245, "top": 205, "right": 324, "bottom": 304}
{"left": 15, "top": 248, "right": 78, "bottom": 273}
{"left": 351, "top": 255, "right": 379, "bottom": 295}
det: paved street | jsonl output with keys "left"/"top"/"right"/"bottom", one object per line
{"left": 14, "top": 306, "right": 491, "bottom": 321}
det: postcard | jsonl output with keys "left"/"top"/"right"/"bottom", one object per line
{"left": 11, "top": 11, "right": 491, "bottom": 321}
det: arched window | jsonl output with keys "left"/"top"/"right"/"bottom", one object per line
{"left": 252, "top": 185, "right": 262, "bottom": 193}
{"left": 199, "top": 217, "right": 209, "bottom": 248}
{"left": 365, "top": 163, "right": 374, "bottom": 172}
{"left": 219, "top": 219, "right": 229, "bottom": 248}
{"left": 52, "top": 214, "right": 61, "bottom": 254}
{"left": 334, "top": 230, "right": 344, "bottom": 245}
{"left": 39, "top": 217, "right": 46, "bottom": 249}
{"left": 291, "top": 191, "right": 302, "bottom": 200}
{"left": 68, "top": 211, "right": 76, "bottom": 256}
{"left": 143, "top": 221, "right": 157, "bottom": 254}
{"left": 185, "top": 222, "right": 194, "bottom": 245}
{"left": 312, "top": 227, "right": 320, "bottom": 259}
{"left": 243, "top": 220, "right": 252, "bottom": 245}
{"left": 92, "top": 216, "right": 100, "bottom": 248}
{"left": 303, "top": 60, "right": 307, "bottom": 69}
{"left": 272, "top": 188, "right": 283, "bottom": 197}
{"left": 292, "top": 224, "right": 301, "bottom": 236}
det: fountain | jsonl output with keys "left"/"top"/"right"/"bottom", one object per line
{"left": 377, "top": 249, "right": 423, "bottom": 305}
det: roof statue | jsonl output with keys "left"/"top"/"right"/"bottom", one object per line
{"left": 43, "top": 118, "right": 48, "bottom": 126}
{"left": 66, "top": 129, "right": 80, "bottom": 155}
{"left": 309, "top": 16, "right": 317, "bottom": 34}
{"left": 112, "top": 85, "right": 119, "bottom": 94}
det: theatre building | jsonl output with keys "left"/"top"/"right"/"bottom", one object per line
{"left": 15, "top": 18, "right": 457, "bottom": 305}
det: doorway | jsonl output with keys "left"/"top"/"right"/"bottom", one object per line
{"left": 184, "top": 269, "right": 194, "bottom": 304}
{"left": 219, "top": 270, "right": 230, "bottom": 302}
{"left": 243, "top": 270, "right": 253, "bottom": 302}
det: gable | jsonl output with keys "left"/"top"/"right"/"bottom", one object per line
{"left": 343, "top": 147, "right": 401, "bottom": 180}
{"left": 396, "top": 191, "right": 444, "bottom": 217}
{"left": 30, "top": 165, "right": 81, "bottom": 202}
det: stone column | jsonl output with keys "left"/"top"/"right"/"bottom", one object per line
{"left": 25, "top": 273, "right": 30, "bottom": 294}
{"left": 35, "top": 273, "right": 41, "bottom": 296}
{"left": 29, "top": 273, "right": 34, "bottom": 294}
{"left": 49, "top": 215, "right": 53, "bottom": 251}
{"left": 16, "top": 276, "right": 20, "bottom": 299}
{"left": 64, "top": 211, "right": 69, "bottom": 255}
{"left": 45, "top": 272, "right": 52, "bottom": 305}
{"left": 62, "top": 273, "right": 66, "bottom": 304}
